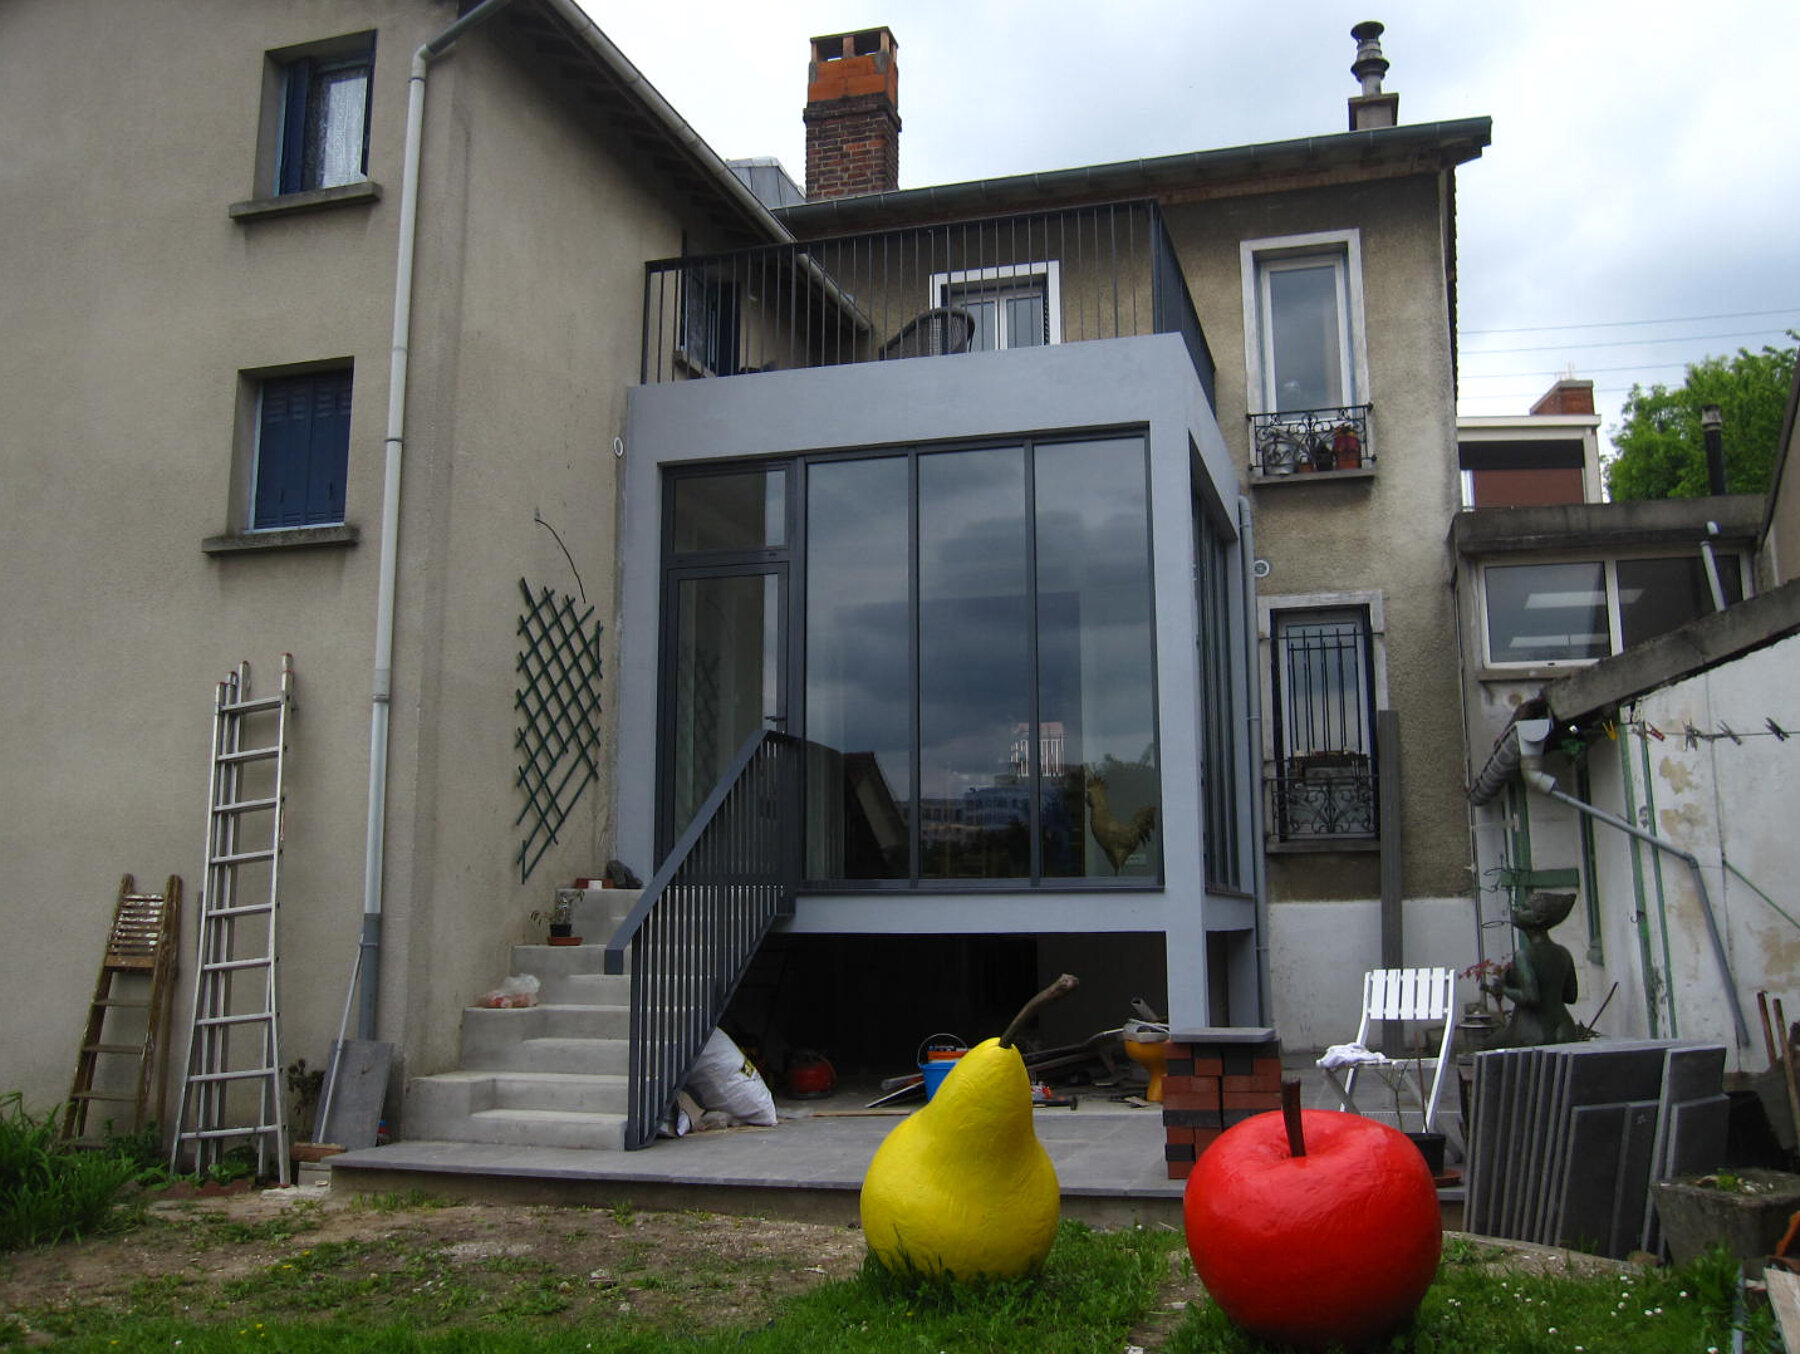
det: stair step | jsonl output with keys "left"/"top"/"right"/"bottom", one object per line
{"left": 463, "top": 1108, "right": 627, "bottom": 1151}
{"left": 459, "top": 1036, "right": 628, "bottom": 1076}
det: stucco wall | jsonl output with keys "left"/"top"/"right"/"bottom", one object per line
{"left": 1165, "top": 176, "right": 1473, "bottom": 916}
{"left": 0, "top": 0, "right": 702, "bottom": 1120}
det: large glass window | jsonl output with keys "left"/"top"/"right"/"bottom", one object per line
{"left": 804, "top": 458, "right": 911, "bottom": 880}
{"left": 1035, "top": 439, "right": 1159, "bottom": 879}
{"left": 801, "top": 435, "right": 1159, "bottom": 886}
{"left": 1195, "top": 499, "right": 1241, "bottom": 889}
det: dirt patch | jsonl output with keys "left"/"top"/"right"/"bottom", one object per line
{"left": 0, "top": 1185, "right": 868, "bottom": 1340}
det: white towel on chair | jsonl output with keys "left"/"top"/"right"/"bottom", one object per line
{"left": 1317, "top": 1042, "right": 1387, "bottom": 1070}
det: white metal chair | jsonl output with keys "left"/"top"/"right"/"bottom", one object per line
{"left": 1316, "top": 967, "right": 1459, "bottom": 1132}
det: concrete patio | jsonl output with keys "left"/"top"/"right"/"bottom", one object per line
{"left": 325, "top": 1057, "right": 1468, "bottom": 1229}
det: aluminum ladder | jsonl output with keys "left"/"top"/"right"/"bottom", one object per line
{"left": 170, "top": 655, "right": 294, "bottom": 1183}
{"left": 62, "top": 874, "right": 182, "bottom": 1146}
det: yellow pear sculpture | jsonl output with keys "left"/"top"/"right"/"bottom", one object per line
{"left": 859, "top": 976, "right": 1076, "bottom": 1280}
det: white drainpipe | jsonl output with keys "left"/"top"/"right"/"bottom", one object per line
{"left": 358, "top": 0, "right": 518, "bottom": 1041}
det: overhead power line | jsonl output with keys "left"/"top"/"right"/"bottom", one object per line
{"left": 1465, "top": 327, "right": 1792, "bottom": 356}
{"left": 1461, "top": 306, "right": 1800, "bottom": 337}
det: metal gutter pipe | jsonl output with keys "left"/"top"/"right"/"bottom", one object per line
{"left": 1538, "top": 781, "right": 1750, "bottom": 1049}
{"left": 359, "top": 0, "right": 518, "bottom": 1043}
{"left": 1238, "top": 495, "right": 1273, "bottom": 1023}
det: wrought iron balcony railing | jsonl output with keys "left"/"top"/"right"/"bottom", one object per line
{"left": 1250, "top": 404, "right": 1373, "bottom": 478}
{"left": 1266, "top": 758, "right": 1377, "bottom": 842}
{"left": 643, "top": 200, "right": 1215, "bottom": 411}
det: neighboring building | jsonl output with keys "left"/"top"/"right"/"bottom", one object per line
{"left": 1, "top": 3, "right": 1493, "bottom": 1152}
{"left": 1453, "top": 374, "right": 1792, "bottom": 1068}
{"left": 0, "top": 0, "right": 787, "bottom": 1119}
{"left": 1459, "top": 378, "right": 1604, "bottom": 508}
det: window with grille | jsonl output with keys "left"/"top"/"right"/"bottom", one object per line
{"left": 1269, "top": 607, "right": 1377, "bottom": 841}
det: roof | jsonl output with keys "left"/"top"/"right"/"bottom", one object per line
{"left": 776, "top": 118, "right": 1493, "bottom": 232}
{"left": 1449, "top": 495, "right": 1766, "bottom": 558}
{"left": 491, "top": 0, "right": 793, "bottom": 244}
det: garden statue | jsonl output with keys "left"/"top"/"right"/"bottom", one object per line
{"left": 1483, "top": 890, "right": 1582, "bottom": 1048}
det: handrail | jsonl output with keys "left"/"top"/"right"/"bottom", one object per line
{"left": 603, "top": 729, "right": 801, "bottom": 1148}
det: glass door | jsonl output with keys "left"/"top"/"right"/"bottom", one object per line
{"left": 661, "top": 566, "right": 787, "bottom": 854}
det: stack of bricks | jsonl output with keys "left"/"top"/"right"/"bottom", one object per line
{"left": 1161, "top": 1027, "right": 1285, "bottom": 1181}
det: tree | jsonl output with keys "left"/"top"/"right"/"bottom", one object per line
{"left": 1605, "top": 335, "right": 1796, "bottom": 501}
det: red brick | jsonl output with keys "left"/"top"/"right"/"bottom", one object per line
{"left": 1222, "top": 1091, "right": 1282, "bottom": 1111}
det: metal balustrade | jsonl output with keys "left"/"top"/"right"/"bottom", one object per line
{"left": 1250, "top": 404, "right": 1373, "bottom": 477}
{"left": 642, "top": 200, "right": 1215, "bottom": 409}
{"left": 603, "top": 730, "right": 801, "bottom": 1150}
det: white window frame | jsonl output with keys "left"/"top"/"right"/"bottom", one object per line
{"left": 1477, "top": 551, "right": 1749, "bottom": 670}
{"left": 1240, "top": 230, "right": 1369, "bottom": 417}
{"left": 929, "top": 262, "right": 1062, "bottom": 349}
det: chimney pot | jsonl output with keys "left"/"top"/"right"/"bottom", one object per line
{"left": 1347, "top": 20, "right": 1399, "bottom": 131}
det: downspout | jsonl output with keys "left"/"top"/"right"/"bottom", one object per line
{"left": 1239, "top": 495, "right": 1273, "bottom": 1023}
{"left": 359, "top": 0, "right": 518, "bottom": 1042}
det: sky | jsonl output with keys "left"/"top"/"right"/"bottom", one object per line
{"left": 580, "top": 1, "right": 1799, "bottom": 456}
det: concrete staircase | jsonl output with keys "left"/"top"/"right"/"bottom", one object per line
{"left": 403, "top": 887, "right": 641, "bottom": 1152}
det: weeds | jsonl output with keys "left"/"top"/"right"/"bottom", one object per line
{"left": 0, "top": 1093, "right": 139, "bottom": 1251}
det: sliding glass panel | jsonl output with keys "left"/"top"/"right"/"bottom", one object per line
{"left": 1035, "top": 437, "right": 1160, "bottom": 878}
{"left": 672, "top": 468, "right": 786, "bottom": 553}
{"left": 918, "top": 448, "right": 1031, "bottom": 879}
{"left": 1485, "top": 562, "right": 1608, "bottom": 663}
{"left": 804, "top": 458, "right": 910, "bottom": 879}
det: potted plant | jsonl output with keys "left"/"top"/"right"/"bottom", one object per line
{"left": 531, "top": 888, "right": 582, "bottom": 946}
{"left": 1375, "top": 1053, "right": 1447, "bottom": 1177}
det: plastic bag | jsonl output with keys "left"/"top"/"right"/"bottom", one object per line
{"left": 684, "top": 1029, "right": 777, "bottom": 1126}
{"left": 478, "top": 973, "right": 540, "bottom": 1009}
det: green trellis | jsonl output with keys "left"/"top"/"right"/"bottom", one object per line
{"left": 514, "top": 579, "right": 604, "bottom": 882}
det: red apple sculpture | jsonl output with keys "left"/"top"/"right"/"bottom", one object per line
{"left": 1183, "top": 1088, "right": 1440, "bottom": 1351}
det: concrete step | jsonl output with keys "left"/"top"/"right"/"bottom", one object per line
{"left": 569, "top": 887, "right": 641, "bottom": 936}
{"left": 406, "top": 1070, "right": 628, "bottom": 1126}
{"left": 461, "top": 1035, "right": 629, "bottom": 1076}
{"left": 462, "top": 1002, "right": 630, "bottom": 1048}
{"left": 539, "top": 971, "right": 632, "bottom": 1007}
{"left": 439, "top": 1106, "right": 627, "bottom": 1152}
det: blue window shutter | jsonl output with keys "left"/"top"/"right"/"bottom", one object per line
{"left": 304, "top": 372, "right": 352, "bottom": 524}
{"left": 278, "top": 59, "right": 312, "bottom": 196}
{"left": 254, "top": 370, "right": 351, "bottom": 529}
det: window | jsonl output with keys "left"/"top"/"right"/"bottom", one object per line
{"left": 931, "top": 263, "right": 1062, "bottom": 351}
{"left": 274, "top": 36, "right": 374, "bottom": 195}
{"left": 251, "top": 370, "right": 352, "bottom": 530}
{"left": 1241, "top": 231, "right": 1370, "bottom": 474}
{"left": 1261, "top": 598, "right": 1383, "bottom": 843}
{"left": 679, "top": 268, "right": 739, "bottom": 376}
{"left": 1482, "top": 554, "right": 1746, "bottom": 666}
{"left": 800, "top": 434, "right": 1158, "bottom": 885}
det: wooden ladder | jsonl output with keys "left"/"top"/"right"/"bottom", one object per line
{"left": 62, "top": 874, "right": 182, "bottom": 1145}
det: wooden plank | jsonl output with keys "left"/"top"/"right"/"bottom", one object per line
{"left": 1765, "top": 1265, "right": 1800, "bottom": 1354}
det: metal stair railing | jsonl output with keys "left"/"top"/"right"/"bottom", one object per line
{"left": 604, "top": 730, "right": 800, "bottom": 1149}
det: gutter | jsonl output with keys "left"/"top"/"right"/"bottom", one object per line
{"left": 359, "top": 0, "right": 519, "bottom": 1042}
{"left": 1467, "top": 719, "right": 1750, "bottom": 1048}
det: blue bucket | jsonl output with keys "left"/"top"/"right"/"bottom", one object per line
{"left": 919, "top": 1056, "right": 962, "bottom": 1101}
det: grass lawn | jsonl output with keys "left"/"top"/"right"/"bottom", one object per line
{"left": 0, "top": 1194, "right": 1781, "bottom": 1353}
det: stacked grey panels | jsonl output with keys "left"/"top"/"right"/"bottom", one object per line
{"left": 1464, "top": 1040, "right": 1728, "bottom": 1259}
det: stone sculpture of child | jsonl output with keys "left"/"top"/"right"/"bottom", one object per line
{"left": 1484, "top": 889, "right": 1582, "bottom": 1048}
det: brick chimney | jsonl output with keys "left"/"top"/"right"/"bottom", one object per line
{"left": 804, "top": 28, "right": 899, "bottom": 200}
{"left": 1529, "top": 378, "right": 1597, "bottom": 417}
{"left": 1348, "top": 21, "right": 1399, "bottom": 130}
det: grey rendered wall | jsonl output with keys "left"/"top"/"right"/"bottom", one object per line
{"left": 0, "top": 0, "right": 697, "bottom": 1116}
{"left": 619, "top": 335, "right": 1247, "bottom": 1029}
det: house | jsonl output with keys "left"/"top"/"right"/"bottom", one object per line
{"left": 0, "top": 2, "right": 1492, "bottom": 1157}
{"left": 1454, "top": 373, "right": 1797, "bottom": 1068}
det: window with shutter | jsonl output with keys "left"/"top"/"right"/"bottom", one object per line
{"left": 252, "top": 370, "right": 352, "bottom": 530}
